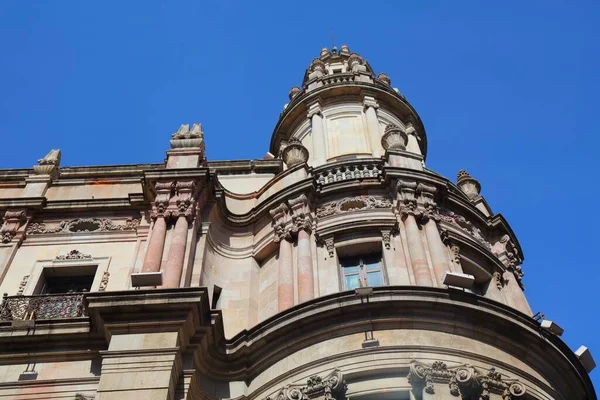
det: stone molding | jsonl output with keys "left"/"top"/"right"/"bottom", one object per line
{"left": 408, "top": 360, "right": 526, "bottom": 399}
{"left": 27, "top": 217, "right": 140, "bottom": 235}
{"left": 269, "top": 369, "right": 347, "bottom": 400}
{"left": 55, "top": 250, "right": 93, "bottom": 261}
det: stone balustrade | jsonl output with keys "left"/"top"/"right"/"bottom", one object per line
{"left": 314, "top": 160, "right": 383, "bottom": 186}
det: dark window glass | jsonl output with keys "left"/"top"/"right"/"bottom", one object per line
{"left": 340, "top": 254, "right": 383, "bottom": 290}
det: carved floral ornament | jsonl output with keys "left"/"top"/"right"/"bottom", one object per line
{"left": 1, "top": 210, "right": 26, "bottom": 243}
{"left": 407, "top": 361, "right": 525, "bottom": 399}
{"left": 27, "top": 218, "right": 140, "bottom": 235}
{"left": 316, "top": 196, "right": 392, "bottom": 218}
{"left": 55, "top": 250, "right": 92, "bottom": 261}
{"left": 270, "top": 195, "right": 312, "bottom": 242}
{"left": 267, "top": 369, "right": 347, "bottom": 400}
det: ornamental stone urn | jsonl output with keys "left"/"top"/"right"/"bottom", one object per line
{"left": 282, "top": 138, "right": 309, "bottom": 167}
{"left": 381, "top": 124, "right": 408, "bottom": 151}
{"left": 170, "top": 123, "right": 205, "bottom": 149}
{"left": 456, "top": 170, "right": 481, "bottom": 199}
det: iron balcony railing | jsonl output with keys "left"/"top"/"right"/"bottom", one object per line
{"left": 0, "top": 292, "right": 88, "bottom": 322}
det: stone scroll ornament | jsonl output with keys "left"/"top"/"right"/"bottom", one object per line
{"left": 407, "top": 361, "right": 525, "bottom": 399}
{"left": 268, "top": 369, "right": 347, "bottom": 400}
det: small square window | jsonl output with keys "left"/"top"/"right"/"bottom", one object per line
{"left": 35, "top": 265, "right": 97, "bottom": 294}
{"left": 340, "top": 254, "right": 384, "bottom": 290}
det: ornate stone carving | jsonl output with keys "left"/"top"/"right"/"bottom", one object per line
{"left": 397, "top": 180, "right": 418, "bottom": 216}
{"left": 382, "top": 231, "right": 392, "bottom": 250}
{"left": 348, "top": 53, "right": 366, "bottom": 73}
{"left": 33, "top": 149, "right": 61, "bottom": 177}
{"left": 492, "top": 235, "right": 524, "bottom": 286}
{"left": 271, "top": 369, "right": 346, "bottom": 400}
{"left": 339, "top": 45, "right": 350, "bottom": 56}
{"left": 17, "top": 275, "right": 29, "bottom": 296}
{"left": 270, "top": 203, "right": 291, "bottom": 243}
{"left": 170, "top": 123, "right": 205, "bottom": 150}
{"left": 381, "top": 124, "right": 408, "bottom": 151}
{"left": 309, "top": 58, "right": 327, "bottom": 79}
{"left": 27, "top": 218, "right": 140, "bottom": 234}
{"left": 288, "top": 86, "right": 301, "bottom": 100}
{"left": 450, "top": 244, "right": 462, "bottom": 269}
{"left": 315, "top": 162, "right": 382, "bottom": 186}
{"left": 282, "top": 138, "right": 309, "bottom": 167}
{"left": 175, "top": 180, "right": 197, "bottom": 221}
{"left": 289, "top": 194, "right": 312, "bottom": 234}
{"left": 417, "top": 182, "right": 437, "bottom": 217}
{"left": 98, "top": 270, "right": 110, "bottom": 292}
{"left": 457, "top": 170, "right": 481, "bottom": 199}
{"left": 55, "top": 250, "right": 92, "bottom": 261}
{"left": 324, "top": 237, "right": 335, "bottom": 258}
{"left": 1, "top": 210, "right": 26, "bottom": 243}
{"left": 152, "top": 181, "right": 175, "bottom": 219}
{"left": 316, "top": 196, "right": 392, "bottom": 218}
{"left": 436, "top": 209, "right": 493, "bottom": 251}
{"left": 494, "top": 271, "right": 507, "bottom": 291}
{"left": 376, "top": 72, "right": 391, "bottom": 86}
{"left": 408, "top": 361, "right": 525, "bottom": 399}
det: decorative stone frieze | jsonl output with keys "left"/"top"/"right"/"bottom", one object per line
{"left": 408, "top": 361, "right": 525, "bottom": 399}
{"left": 381, "top": 124, "right": 408, "bottom": 151}
{"left": 27, "top": 217, "right": 140, "bottom": 234}
{"left": 1, "top": 210, "right": 26, "bottom": 243}
{"left": 282, "top": 138, "right": 309, "bottom": 167}
{"left": 170, "top": 123, "right": 205, "bottom": 150}
{"left": 270, "top": 369, "right": 347, "bottom": 400}
{"left": 457, "top": 170, "right": 481, "bottom": 199}
{"left": 55, "top": 250, "right": 92, "bottom": 261}
{"left": 436, "top": 209, "right": 493, "bottom": 251}
{"left": 33, "top": 149, "right": 61, "bottom": 178}
{"left": 316, "top": 196, "right": 392, "bottom": 218}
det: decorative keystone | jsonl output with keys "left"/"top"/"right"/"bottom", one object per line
{"left": 33, "top": 149, "right": 61, "bottom": 177}
{"left": 170, "top": 123, "right": 205, "bottom": 150}
{"left": 281, "top": 138, "right": 309, "bottom": 167}
{"left": 377, "top": 72, "right": 391, "bottom": 86}
{"left": 456, "top": 170, "right": 481, "bottom": 199}
{"left": 381, "top": 124, "right": 408, "bottom": 151}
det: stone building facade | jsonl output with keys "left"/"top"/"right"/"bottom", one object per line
{"left": 0, "top": 46, "right": 595, "bottom": 399}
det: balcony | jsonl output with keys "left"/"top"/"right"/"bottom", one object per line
{"left": 0, "top": 292, "right": 88, "bottom": 322}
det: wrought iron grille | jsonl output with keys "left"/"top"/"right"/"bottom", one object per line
{"left": 0, "top": 293, "right": 88, "bottom": 321}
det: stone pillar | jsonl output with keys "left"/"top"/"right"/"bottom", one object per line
{"left": 142, "top": 182, "right": 173, "bottom": 273}
{"left": 162, "top": 181, "right": 197, "bottom": 288}
{"left": 278, "top": 238, "right": 294, "bottom": 311}
{"left": 363, "top": 95, "right": 382, "bottom": 156}
{"left": 308, "top": 101, "right": 326, "bottom": 165}
{"left": 142, "top": 216, "right": 167, "bottom": 273}
{"left": 505, "top": 268, "right": 532, "bottom": 315}
{"left": 297, "top": 229, "right": 314, "bottom": 303}
{"left": 162, "top": 215, "right": 189, "bottom": 288}
{"left": 423, "top": 220, "right": 451, "bottom": 287}
{"left": 403, "top": 214, "right": 433, "bottom": 286}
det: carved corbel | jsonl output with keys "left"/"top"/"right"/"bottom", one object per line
{"left": 152, "top": 182, "right": 175, "bottom": 220}
{"left": 1, "top": 210, "right": 27, "bottom": 243}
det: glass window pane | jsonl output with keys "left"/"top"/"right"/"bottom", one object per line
{"left": 345, "top": 274, "right": 361, "bottom": 290}
{"left": 364, "top": 259, "right": 381, "bottom": 272}
{"left": 343, "top": 265, "right": 360, "bottom": 274}
{"left": 367, "top": 271, "right": 383, "bottom": 287}
{"left": 341, "top": 257, "right": 360, "bottom": 268}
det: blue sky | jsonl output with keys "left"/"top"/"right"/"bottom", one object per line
{"left": 1, "top": 0, "right": 599, "bottom": 389}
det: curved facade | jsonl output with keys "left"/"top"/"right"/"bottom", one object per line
{"left": 0, "top": 46, "right": 595, "bottom": 399}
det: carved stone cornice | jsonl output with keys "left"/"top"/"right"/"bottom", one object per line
{"left": 408, "top": 361, "right": 525, "bottom": 399}
{"left": 269, "top": 369, "right": 347, "bottom": 400}
{"left": 1, "top": 210, "right": 26, "bottom": 243}
{"left": 27, "top": 217, "right": 140, "bottom": 235}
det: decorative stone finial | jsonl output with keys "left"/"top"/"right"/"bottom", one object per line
{"left": 33, "top": 149, "right": 61, "bottom": 177}
{"left": 288, "top": 86, "right": 301, "bottom": 101}
{"left": 310, "top": 58, "right": 326, "bottom": 75}
{"left": 456, "top": 170, "right": 481, "bottom": 199}
{"left": 340, "top": 45, "right": 350, "bottom": 56}
{"left": 320, "top": 48, "right": 331, "bottom": 59}
{"left": 377, "top": 72, "right": 391, "bottom": 86}
{"left": 170, "top": 123, "right": 205, "bottom": 150}
{"left": 381, "top": 124, "right": 408, "bottom": 151}
{"left": 281, "top": 138, "right": 309, "bottom": 167}
{"left": 348, "top": 53, "right": 366, "bottom": 73}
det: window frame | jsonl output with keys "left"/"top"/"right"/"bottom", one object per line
{"left": 340, "top": 253, "right": 385, "bottom": 290}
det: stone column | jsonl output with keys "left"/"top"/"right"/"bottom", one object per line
{"left": 162, "top": 181, "right": 196, "bottom": 288}
{"left": 278, "top": 237, "right": 294, "bottom": 311}
{"left": 142, "top": 182, "right": 173, "bottom": 273}
{"left": 363, "top": 95, "right": 382, "bottom": 156}
{"left": 398, "top": 180, "right": 433, "bottom": 286}
{"left": 308, "top": 101, "right": 326, "bottom": 165}
{"left": 297, "top": 229, "right": 314, "bottom": 303}
{"left": 423, "top": 220, "right": 451, "bottom": 287}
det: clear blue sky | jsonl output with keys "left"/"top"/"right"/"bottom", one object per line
{"left": 1, "top": 0, "right": 598, "bottom": 388}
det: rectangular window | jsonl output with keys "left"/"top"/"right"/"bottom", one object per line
{"left": 35, "top": 265, "right": 97, "bottom": 294}
{"left": 340, "top": 254, "right": 384, "bottom": 290}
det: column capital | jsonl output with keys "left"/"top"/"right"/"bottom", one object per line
{"left": 151, "top": 181, "right": 175, "bottom": 220}
{"left": 362, "top": 94, "right": 379, "bottom": 110}
{"left": 307, "top": 100, "right": 323, "bottom": 119}
{"left": 1, "top": 210, "right": 27, "bottom": 243}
